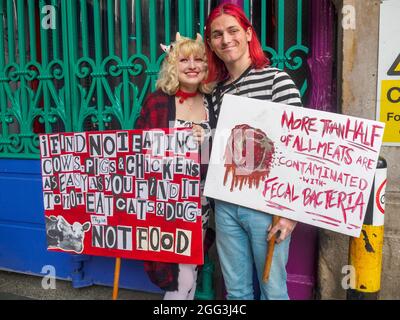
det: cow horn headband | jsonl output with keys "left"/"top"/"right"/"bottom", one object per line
{"left": 159, "top": 32, "right": 203, "bottom": 55}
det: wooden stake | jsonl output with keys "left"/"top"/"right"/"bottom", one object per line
{"left": 112, "top": 257, "right": 121, "bottom": 300}
{"left": 262, "top": 216, "right": 280, "bottom": 283}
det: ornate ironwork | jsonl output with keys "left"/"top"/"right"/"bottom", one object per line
{"left": 0, "top": 0, "right": 311, "bottom": 159}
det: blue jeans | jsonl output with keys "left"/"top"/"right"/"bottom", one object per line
{"left": 215, "top": 199, "right": 291, "bottom": 300}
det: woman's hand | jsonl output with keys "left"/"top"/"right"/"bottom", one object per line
{"left": 267, "top": 217, "right": 297, "bottom": 244}
{"left": 192, "top": 124, "right": 205, "bottom": 144}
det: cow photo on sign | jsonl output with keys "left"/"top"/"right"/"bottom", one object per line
{"left": 204, "top": 94, "right": 385, "bottom": 237}
{"left": 39, "top": 128, "right": 203, "bottom": 264}
{"left": 45, "top": 215, "right": 90, "bottom": 253}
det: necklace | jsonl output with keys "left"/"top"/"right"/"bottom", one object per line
{"left": 226, "top": 66, "right": 252, "bottom": 94}
{"left": 229, "top": 74, "right": 248, "bottom": 94}
{"left": 176, "top": 89, "right": 198, "bottom": 104}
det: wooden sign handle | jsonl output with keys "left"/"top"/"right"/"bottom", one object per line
{"left": 112, "top": 257, "right": 121, "bottom": 300}
{"left": 262, "top": 216, "right": 280, "bottom": 283}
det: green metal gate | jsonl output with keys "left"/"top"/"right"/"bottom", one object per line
{"left": 0, "top": 0, "right": 310, "bottom": 159}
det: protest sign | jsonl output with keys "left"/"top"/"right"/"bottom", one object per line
{"left": 39, "top": 128, "right": 203, "bottom": 264}
{"left": 204, "top": 94, "right": 385, "bottom": 237}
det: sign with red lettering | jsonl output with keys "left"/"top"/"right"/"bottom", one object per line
{"left": 39, "top": 128, "right": 203, "bottom": 264}
{"left": 204, "top": 95, "right": 385, "bottom": 237}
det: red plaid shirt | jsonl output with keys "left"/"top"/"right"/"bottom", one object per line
{"left": 135, "top": 90, "right": 175, "bottom": 129}
{"left": 136, "top": 89, "right": 216, "bottom": 292}
{"left": 135, "top": 89, "right": 216, "bottom": 130}
{"left": 135, "top": 90, "right": 179, "bottom": 291}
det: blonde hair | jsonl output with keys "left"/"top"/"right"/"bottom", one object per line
{"left": 156, "top": 36, "right": 214, "bottom": 95}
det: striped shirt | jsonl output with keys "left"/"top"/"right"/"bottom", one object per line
{"left": 210, "top": 66, "right": 303, "bottom": 119}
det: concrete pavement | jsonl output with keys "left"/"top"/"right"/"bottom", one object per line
{"left": 0, "top": 270, "right": 163, "bottom": 300}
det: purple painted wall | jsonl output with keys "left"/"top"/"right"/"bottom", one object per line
{"left": 307, "top": 0, "right": 336, "bottom": 112}
{"left": 286, "top": 224, "right": 318, "bottom": 300}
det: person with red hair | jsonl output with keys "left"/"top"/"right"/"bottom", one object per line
{"left": 204, "top": 3, "right": 302, "bottom": 300}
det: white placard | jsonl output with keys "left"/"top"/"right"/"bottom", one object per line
{"left": 204, "top": 95, "right": 385, "bottom": 237}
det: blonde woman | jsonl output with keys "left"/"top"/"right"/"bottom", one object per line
{"left": 135, "top": 33, "right": 215, "bottom": 300}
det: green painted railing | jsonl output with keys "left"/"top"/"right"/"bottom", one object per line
{"left": 0, "top": 0, "right": 310, "bottom": 159}
{"left": 255, "top": 0, "right": 309, "bottom": 96}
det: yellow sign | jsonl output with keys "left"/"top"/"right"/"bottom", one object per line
{"left": 387, "top": 53, "right": 400, "bottom": 76}
{"left": 380, "top": 80, "right": 400, "bottom": 143}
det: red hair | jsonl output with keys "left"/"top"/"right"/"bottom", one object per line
{"left": 205, "top": 3, "right": 270, "bottom": 83}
